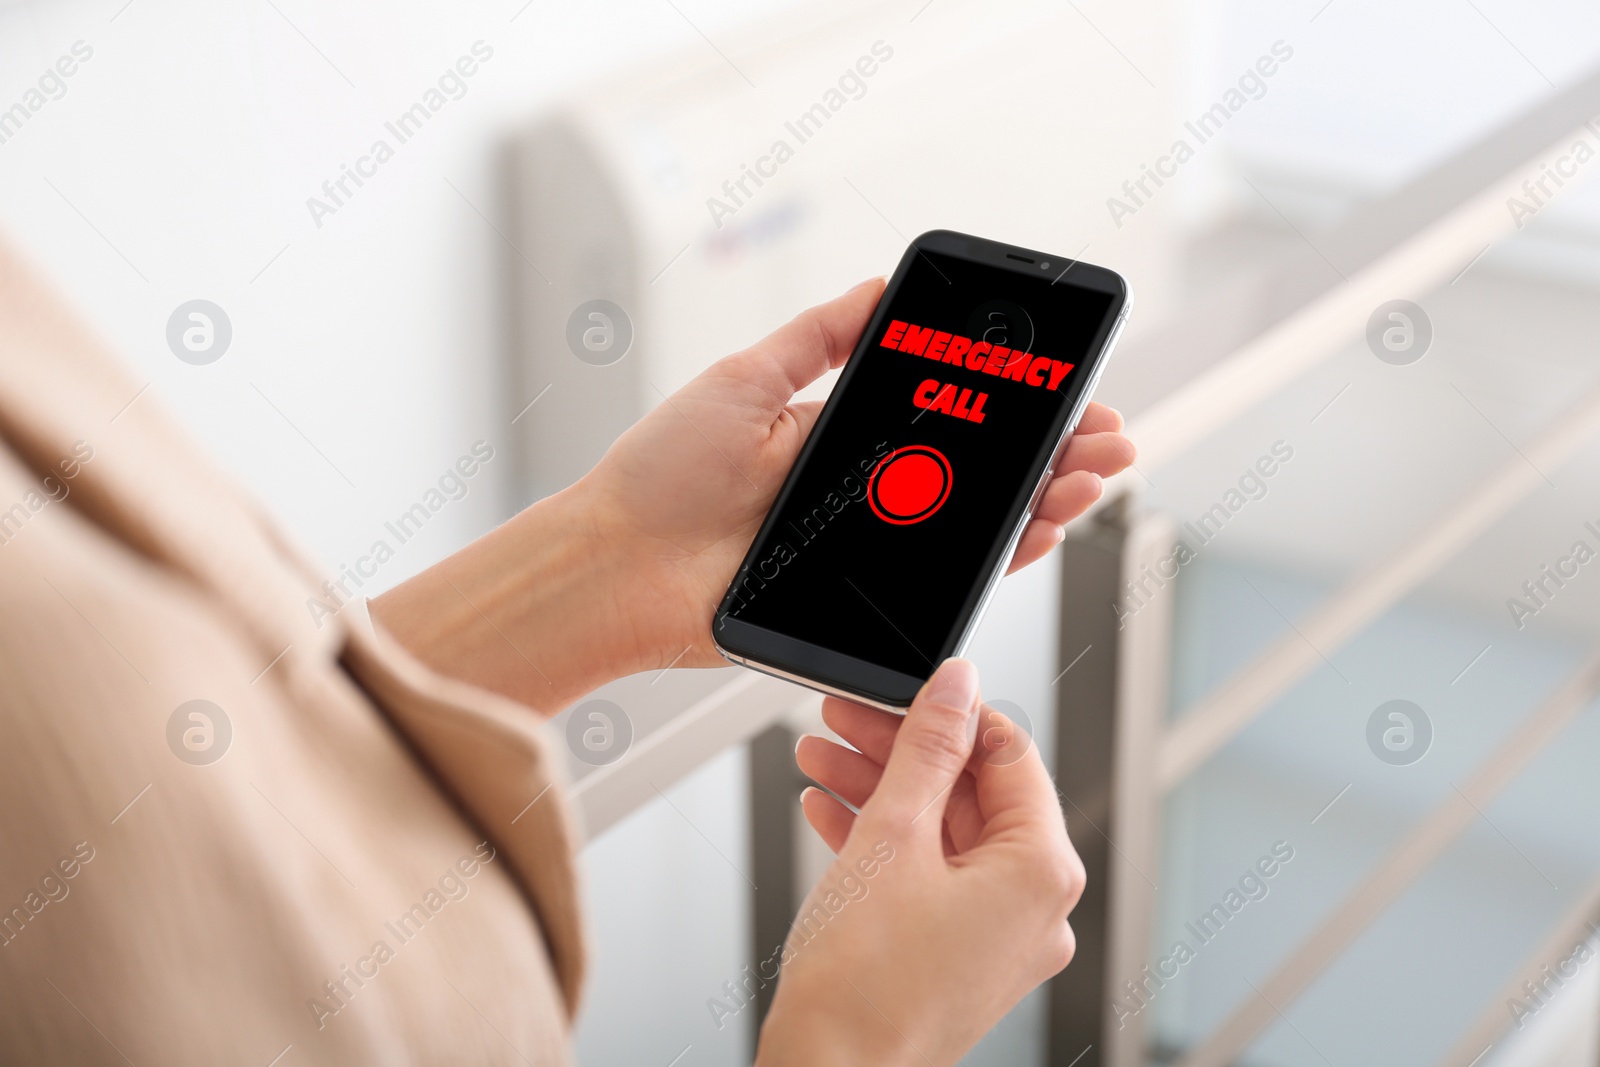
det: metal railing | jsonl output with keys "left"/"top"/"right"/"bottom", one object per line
{"left": 1055, "top": 62, "right": 1600, "bottom": 1067}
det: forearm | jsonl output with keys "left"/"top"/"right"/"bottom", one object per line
{"left": 369, "top": 483, "right": 650, "bottom": 715}
{"left": 757, "top": 997, "right": 927, "bottom": 1067}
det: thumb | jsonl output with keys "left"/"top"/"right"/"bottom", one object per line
{"left": 721, "top": 276, "right": 886, "bottom": 407}
{"left": 860, "top": 658, "right": 981, "bottom": 840}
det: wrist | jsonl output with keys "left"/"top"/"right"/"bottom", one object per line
{"left": 756, "top": 985, "right": 929, "bottom": 1067}
{"left": 370, "top": 481, "right": 651, "bottom": 714}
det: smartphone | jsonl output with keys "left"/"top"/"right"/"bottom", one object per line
{"left": 712, "top": 229, "right": 1130, "bottom": 710}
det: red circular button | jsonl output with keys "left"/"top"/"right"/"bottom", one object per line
{"left": 868, "top": 445, "right": 953, "bottom": 525}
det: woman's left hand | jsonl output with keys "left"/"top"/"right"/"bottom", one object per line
{"left": 577, "top": 277, "right": 1136, "bottom": 674}
{"left": 374, "top": 278, "right": 1136, "bottom": 712}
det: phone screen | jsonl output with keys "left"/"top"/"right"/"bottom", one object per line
{"left": 716, "top": 234, "right": 1125, "bottom": 703}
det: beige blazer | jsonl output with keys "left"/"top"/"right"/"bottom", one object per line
{"left": 0, "top": 238, "right": 584, "bottom": 1065}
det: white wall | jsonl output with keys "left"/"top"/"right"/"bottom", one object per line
{"left": 0, "top": 0, "right": 810, "bottom": 582}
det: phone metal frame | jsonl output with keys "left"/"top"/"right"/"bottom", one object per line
{"left": 713, "top": 229, "right": 1132, "bottom": 711}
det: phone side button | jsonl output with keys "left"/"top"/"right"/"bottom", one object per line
{"left": 1026, "top": 466, "right": 1054, "bottom": 515}
{"left": 1055, "top": 361, "right": 1110, "bottom": 459}
{"left": 1079, "top": 360, "right": 1111, "bottom": 412}
{"left": 1050, "top": 419, "right": 1079, "bottom": 471}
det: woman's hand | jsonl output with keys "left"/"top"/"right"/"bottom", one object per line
{"left": 578, "top": 279, "right": 1133, "bottom": 676}
{"left": 756, "top": 658, "right": 1086, "bottom": 1066}
{"left": 373, "top": 280, "right": 1134, "bottom": 712}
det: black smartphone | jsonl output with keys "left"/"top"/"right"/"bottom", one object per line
{"left": 712, "top": 229, "right": 1131, "bottom": 710}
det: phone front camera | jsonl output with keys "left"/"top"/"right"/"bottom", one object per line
{"left": 1040, "top": 261, "right": 1050, "bottom": 270}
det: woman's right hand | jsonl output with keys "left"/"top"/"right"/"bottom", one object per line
{"left": 755, "top": 658, "right": 1087, "bottom": 1066}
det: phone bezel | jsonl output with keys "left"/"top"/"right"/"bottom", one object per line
{"left": 712, "top": 229, "right": 1131, "bottom": 710}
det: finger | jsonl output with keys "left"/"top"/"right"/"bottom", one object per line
{"left": 1044, "top": 921, "right": 1079, "bottom": 979}
{"left": 943, "top": 771, "right": 986, "bottom": 853}
{"left": 796, "top": 734, "right": 884, "bottom": 810}
{"left": 859, "top": 658, "right": 981, "bottom": 838}
{"left": 800, "top": 786, "right": 856, "bottom": 853}
{"left": 724, "top": 277, "right": 886, "bottom": 405}
{"left": 968, "top": 707, "right": 1064, "bottom": 850}
{"left": 1033, "top": 469, "right": 1105, "bottom": 526}
{"left": 820, "top": 697, "right": 901, "bottom": 765}
{"left": 1058, "top": 431, "right": 1137, "bottom": 478}
{"left": 968, "top": 701, "right": 1038, "bottom": 772}
{"left": 818, "top": 701, "right": 993, "bottom": 841}
{"left": 951, "top": 702, "right": 1041, "bottom": 850}
{"left": 1076, "top": 401, "right": 1124, "bottom": 435}
{"left": 785, "top": 399, "right": 825, "bottom": 443}
{"left": 1005, "top": 520, "right": 1065, "bottom": 574}
{"left": 1003, "top": 472, "right": 1103, "bottom": 573}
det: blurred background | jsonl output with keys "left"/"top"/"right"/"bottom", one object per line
{"left": 5, "top": 0, "right": 1600, "bottom": 1064}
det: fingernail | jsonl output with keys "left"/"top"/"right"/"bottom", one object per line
{"left": 924, "top": 657, "right": 979, "bottom": 711}
{"left": 850, "top": 275, "right": 885, "bottom": 292}
{"left": 799, "top": 785, "right": 820, "bottom": 805}
{"left": 795, "top": 733, "right": 814, "bottom": 756}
